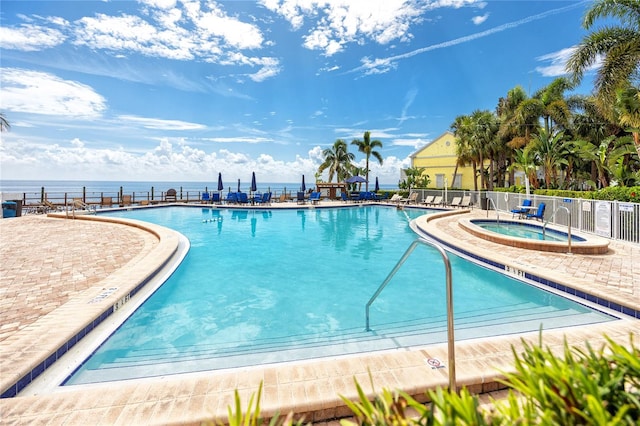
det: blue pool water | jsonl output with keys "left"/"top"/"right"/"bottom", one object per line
{"left": 65, "top": 206, "right": 613, "bottom": 385}
{"left": 471, "top": 220, "right": 585, "bottom": 242}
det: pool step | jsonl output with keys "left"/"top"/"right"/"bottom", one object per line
{"left": 67, "top": 302, "right": 613, "bottom": 385}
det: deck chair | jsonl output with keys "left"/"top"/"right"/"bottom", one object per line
{"left": 236, "top": 192, "right": 249, "bottom": 204}
{"left": 421, "top": 195, "right": 434, "bottom": 206}
{"left": 526, "top": 202, "right": 546, "bottom": 221}
{"left": 402, "top": 192, "right": 418, "bottom": 204}
{"left": 165, "top": 188, "right": 177, "bottom": 202}
{"left": 459, "top": 195, "right": 473, "bottom": 209}
{"left": 297, "top": 191, "right": 306, "bottom": 205}
{"left": 101, "top": 196, "right": 113, "bottom": 207}
{"left": 201, "top": 192, "right": 211, "bottom": 203}
{"left": 309, "top": 191, "right": 321, "bottom": 204}
{"left": 511, "top": 199, "right": 531, "bottom": 218}
{"left": 122, "top": 195, "right": 132, "bottom": 206}
{"left": 225, "top": 192, "right": 238, "bottom": 204}
{"left": 431, "top": 196, "right": 443, "bottom": 206}
{"left": 389, "top": 194, "right": 402, "bottom": 203}
{"left": 211, "top": 193, "right": 221, "bottom": 204}
{"left": 278, "top": 193, "right": 287, "bottom": 203}
{"left": 448, "top": 196, "right": 462, "bottom": 207}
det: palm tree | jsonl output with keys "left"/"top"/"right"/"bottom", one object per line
{"left": 530, "top": 129, "right": 569, "bottom": 188}
{"left": 566, "top": 0, "right": 640, "bottom": 130}
{"left": 351, "top": 131, "right": 383, "bottom": 192}
{"left": 508, "top": 144, "right": 539, "bottom": 192}
{"left": 0, "top": 113, "right": 10, "bottom": 132}
{"left": 468, "top": 109, "right": 499, "bottom": 190}
{"left": 613, "top": 85, "right": 640, "bottom": 157}
{"left": 451, "top": 114, "right": 479, "bottom": 190}
{"left": 317, "top": 139, "right": 355, "bottom": 183}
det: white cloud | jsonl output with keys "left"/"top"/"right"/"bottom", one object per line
{"left": 535, "top": 46, "right": 600, "bottom": 77}
{"left": 0, "top": 24, "right": 65, "bottom": 51}
{"left": 351, "top": 0, "right": 586, "bottom": 75}
{"left": 118, "top": 115, "right": 207, "bottom": 131}
{"left": 0, "top": 68, "right": 106, "bottom": 118}
{"left": 472, "top": 13, "right": 489, "bottom": 25}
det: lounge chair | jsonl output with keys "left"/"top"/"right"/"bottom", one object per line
{"left": 211, "top": 193, "right": 221, "bottom": 204}
{"left": 122, "top": 195, "right": 132, "bottom": 206}
{"left": 341, "top": 192, "right": 349, "bottom": 203}
{"left": 165, "top": 188, "right": 177, "bottom": 202}
{"left": 309, "top": 191, "right": 321, "bottom": 204}
{"left": 511, "top": 199, "right": 532, "bottom": 218}
{"left": 526, "top": 202, "right": 546, "bottom": 221}
{"left": 278, "top": 193, "right": 287, "bottom": 203}
{"left": 201, "top": 192, "right": 211, "bottom": 203}
{"left": 431, "top": 196, "right": 443, "bottom": 206}
{"left": 101, "top": 196, "right": 113, "bottom": 207}
{"left": 448, "top": 196, "right": 462, "bottom": 207}
{"left": 297, "top": 191, "right": 306, "bottom": 205}
{"left": 389, "top": 194, "right": 402, "bottom": 203}
{"left": 237, "top": 192, "right": 249, "bottom": 204}
{"left": 421, "top": 195, "right": 434, "bottom": 206}
{"left": 255, "top": 192, "right": 271, "bottom": 205}
{"left": 459, "top": 195, "right": 473, "bottom": 209}
{"left": 225, "top": 192, "right": 238, "bottom": 204}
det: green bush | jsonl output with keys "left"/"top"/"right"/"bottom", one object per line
{"left": 221, "top": 334, "right": 639, "bottom": 425}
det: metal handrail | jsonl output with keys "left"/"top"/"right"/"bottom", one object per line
{"left": 365, "top": 238, "right": 456, "bottom": 392}
{"left": 486, "top": 197, "right": 500, "bottom": 224}
{"left": 543, "top": 205, "right": 572, "bottom": 253}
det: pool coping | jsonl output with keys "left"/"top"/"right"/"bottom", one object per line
{"left": 1, "top": 205, "right": 638, "bottom": 425}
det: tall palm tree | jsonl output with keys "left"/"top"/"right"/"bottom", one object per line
{"left": 614, "top": 85, "right": 640, "bottom": 157}
{"left": 0, "top": 113, "right": 10, "bottom": 132}
{"left": 469, "top": 109, "right": 499, "bottom": 190}
{"left": 566, "top": 0, "right": 640, "bottom": 134}
{"left": 351, "top": 131, "right": 383, "bottom": 192}
{"left": 451, "top": 114, "right": 479, "bottom": 190}
{"left": 317, "top": 139, "right": 355, "bottom": 183}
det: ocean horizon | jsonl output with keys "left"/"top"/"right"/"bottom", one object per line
{"left": 0, "top": 179, "right": 398, "bottom": 197}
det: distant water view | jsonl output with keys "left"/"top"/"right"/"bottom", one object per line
{"left": 0, "top": 179, "right": 398, "bottom": 198}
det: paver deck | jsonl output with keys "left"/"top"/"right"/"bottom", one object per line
{"left": 0, "top": 203, "right": 638, "bottom": 425}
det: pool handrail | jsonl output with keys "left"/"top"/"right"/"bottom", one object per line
{"left": 486, "top": 197, "right": 500, "bottom": 224}
{"left": 365, "top": 238, "right": 456, "bottom": 393}
{"left": 544, "top": 205, "right": 572, "bottom": 253}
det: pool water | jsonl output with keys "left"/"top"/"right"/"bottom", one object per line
{"left": 473, "top": 220, "right": 585, "bottom": 242}
{"left": 65, "top": 206, "right": 613, "bottom": 385}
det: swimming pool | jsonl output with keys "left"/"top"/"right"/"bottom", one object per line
{"left": 65, "top": 206, "right": 615, "bottom": 385}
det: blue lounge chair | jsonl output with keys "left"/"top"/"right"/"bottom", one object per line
{"left": 511, "top": 199, "right": 532, "bottom": 218}
{"left": 526, "top": 202, "right": 546, "bottom": 221}
{"left": 309, "top": 191, "right": 321, "bottom": 204}
{"left": 211, "top": 193, "right": 221, "bottom": 204}
{"left": 255, "top": 192, "right": 271, "bottom": 205}
{"left": 201, "top": 192, "right": 211, "bottom": 203}
{"left": 341, "top": 192, "right": 349, "bottom": 202}
{"left": 225, "top": 192, "right": 238, "bottom": 204}
{"left": 237, "top": 192, "right": 249, "bottom": 204}
{"left": 297, "top": 191, "right": 306, "bottom": 204}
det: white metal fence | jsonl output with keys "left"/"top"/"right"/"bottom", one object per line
{"left": 410, "top": 189, "right": 640, "bottom": 244}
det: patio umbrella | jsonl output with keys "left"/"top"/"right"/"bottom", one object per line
{"left": 301, "top": 175, "right": 306, "bottom": 192}
{"left": 345, "top": 176, "right": 366, "bottom": 183}
{"left": 237, "top": 179, "right": 241, "bottom": 192}
{"left": 250, "top": 171, "right": 257, "bottom": 193}
{"left": 374, "top": 177, "right": 379, "bottom": 192}
{"left": 217, "top": 173, "right": 224, "bottom": 192}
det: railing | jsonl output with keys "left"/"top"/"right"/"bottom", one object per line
{"left": 365, "top": 238, "right": 456, "bottom": 392}
{"left": 484, "top": 191, "right": 639, "bottom": 244}
{"left": 544, "top": 206, "right": 572, "bottom": 253}
{"left": 486, "top": 197, "right": 500, "bottom": 224}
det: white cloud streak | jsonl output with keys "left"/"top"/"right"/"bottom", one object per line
{"left": 350, "top": 0, "right": 588, "bottom": 75}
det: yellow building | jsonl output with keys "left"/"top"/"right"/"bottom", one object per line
{"left": 409, "top": 131, "right": 476, "bottom": 189}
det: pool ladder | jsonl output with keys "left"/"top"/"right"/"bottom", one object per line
{"left": 486, "top": 197, "right": 500, "bottom": 224}
{"left": 365, "top": 238, "right": 457, "bottom": 393}
{"left": 543, "top": 206, "right": 572, "bottom": 254}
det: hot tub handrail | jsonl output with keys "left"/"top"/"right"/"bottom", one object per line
{"left": 486, "top": 197, "right": 499, "bottom": 224}
{"left": 365, "top": 238, "right": 457, "bottom": 393}
{"left": 544, "top": 205, "right": 572, "bottom": 253}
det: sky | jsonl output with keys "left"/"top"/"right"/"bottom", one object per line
{"left": 0, "top": 0, "right": 598, "bottom": 185}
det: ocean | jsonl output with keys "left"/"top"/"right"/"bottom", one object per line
{"left": 0, "top": 179, "right": 398, "bottom": 203}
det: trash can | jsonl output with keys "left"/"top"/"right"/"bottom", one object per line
{"left": 2, "top": 201, "right": 17, "bottom": 218}
{"left": 9, "top": 199, "right": 22, "bottom": 217}
{"left": 480, "top": 193, "right": 488, "bottom": 210}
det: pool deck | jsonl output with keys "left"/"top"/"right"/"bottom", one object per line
{"left": 1, "top": 202, "right": 638, "bottom": 425}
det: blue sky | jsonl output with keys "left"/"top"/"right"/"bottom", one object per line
{"left": 0, "top": 0, "right": 596, "bottom": 184}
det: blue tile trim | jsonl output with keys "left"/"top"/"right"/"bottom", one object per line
{"left": 418, "top": 225, "right": 639, "bottom": 320}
